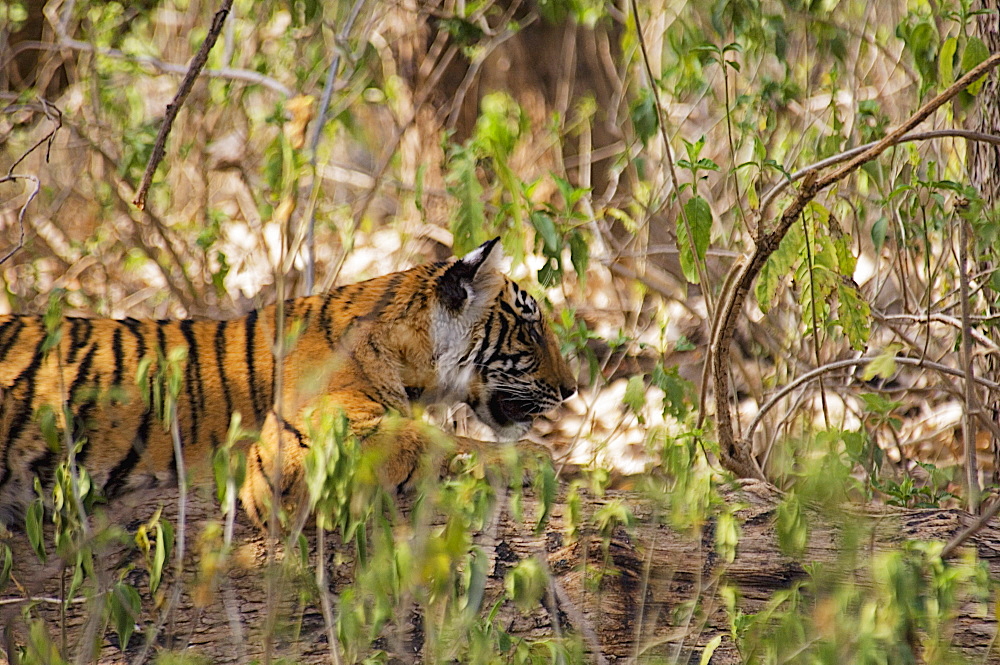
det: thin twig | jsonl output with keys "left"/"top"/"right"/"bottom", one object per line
{"left": 743, "top": 355, "right": 1000, "bottom": 444}
{"left": 940, "top": 496, "right": 1000, "bottom": 558}
{"left": 0, "top": 100, "right": 61, "bottom": 265}
{"left": 302, "top": 0, "right": 367, "bottom": 294}
{"left": 876, "top": 311, "right": 1000, "bottom": 352}
{"left": 131, "top": 402, "right": 189, "bottom": 665}
{"left": 0, "top": 175, "right": 40, "bottom": 266}
{"left": 2, "top": 39, "right": 293, "bottom": 97}
{"left": 758, "top": 129, "right": 1000, "bottom": 216}
{"left": 133, "top": 0, "right": 234, "bottom": 210}
{"left": 550, "top": 576, "right": 608, "bottom": 665}
{"left": 629, "top": 0, "right": 714, "bottom": 316}
{"left": 316, "top": 525, "right": 344, "bottom": 665}
{"left": 958, "top": 211, "right": 981, "bottom": 512}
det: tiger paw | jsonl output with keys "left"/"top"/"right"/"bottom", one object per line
{"left": 445, "top": 437, "right": 554, "bottom": 487}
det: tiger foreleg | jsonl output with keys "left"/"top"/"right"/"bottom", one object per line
{"left": 240, "top": 410, "right": 311, "bottom": 529}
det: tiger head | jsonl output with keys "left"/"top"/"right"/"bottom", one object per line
{"left": 431, "top": 238, "right": 576, "bottom": 441}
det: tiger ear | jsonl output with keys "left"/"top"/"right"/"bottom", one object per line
{"left": 438, "top": 238, "right": 506, "bottom": 313}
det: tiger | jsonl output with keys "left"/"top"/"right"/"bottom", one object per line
{"left": 0, "top": 238, "right": 576, "bottom": 527}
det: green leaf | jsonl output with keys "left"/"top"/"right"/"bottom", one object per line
{"left": 110, "top": 582, "right": 142, "bottom": 650}
{"left": 446, "top": 147, "right": 486, "bottom": 256}
{"left": 776, "top": 494, "right": 807, "bottom": 557}
{"left": 569, "top": 230, "right": 589, "bottom": 279}
{"left": 504, "top": 558, "right": 547, "bottom": 613}
{"left": 939, "top": 36, "right": 957, "bottom": 87}
{"left": 533, "top": 458, "right": 557, "bottom": 534}
{"left": 756, "top": 221, "right": 803, "bottom": 312}
{"left": 862, "top": 344, "right": 902, "bottom": 381}
{"left": 37, "top": 404, "right": 61, "bottom": 452}
{"left": 594, "top": 498, "right": 635, "bottom": 539}
{"left": 530, "top": 210, "right": 560, "bottom": 255}
{"left": 961, "top": 36, "right": 990, "bottom": 96}
{"left": 27, "top": 498, "right": 45, "bottom": 562}
{"left": 677, "top": 195, "right": 713, "bottom": 284}
{"left": 871, "top": 216, "right": 889, "bottom": 254}
{"left": 437, "top": 17, "right": 485, "bottom": 45}
{"left": 0, "top": 544, "right": 11, "bottom": 590}
{"left": 630, "top": 87, "right": 659, "bottom": 145}
{"left": 903, "top": 21, "right": 939, "bottom": 86}
{"left": 151, "top": 523, "right": 167, "bottom": 594}
{"left": 622, "top": 375, "right": 646, "bottom": 423}
{"left": 651, "top": 363, "right": 693, "bottom": 420}
{"left": 473, "top": 92, "right": 526, "bottom": 160}
{"left": 836, "top": 282, "right": 871, "bottom": 350}
{"left": 700, "top": 635, "right": 723, "bottom": 665}
{"left": 859, "top": 392, "right": 903, "bottom": 415}
{"left": 715, "top": 510, "right": 739, "bottom": 564}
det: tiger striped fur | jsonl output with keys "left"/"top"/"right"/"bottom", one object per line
{"left": 0, "top": 239, "right": 575, "bottom": 526}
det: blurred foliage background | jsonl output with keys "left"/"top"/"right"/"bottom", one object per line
{"left": 5, "top": 0, "right": 1000, "bottom": 662}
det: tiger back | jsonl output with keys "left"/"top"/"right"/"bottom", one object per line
{"left": 0, "top": 239, "right": 575, "bottom": 526}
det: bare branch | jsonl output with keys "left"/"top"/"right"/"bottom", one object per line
{"left": 302, "top": 0, "right": 368, "bottom": 295}
{"left": 743, "top": 355, "right": 1000, "bottom": 445}
{"left": 941, "top": 496, "right": 1000, "bottom": 558}
{"left": 133, "top": 0, "right": 234, "bottom": 210}
{"left": 0, "top": 100, "right": 61, "bottom": 265}
{"left": 958, "top": 211, "right": 981, "bottom": 511}
{"left": 1, "top": 39, "right": 293, "bottom": 98}
{"left": 758, "top": 129, "right": 1000, "bottom": 217}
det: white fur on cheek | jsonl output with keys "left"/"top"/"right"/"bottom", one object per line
{"left": 431, "top": 304, "right": 476, "bottom": 400}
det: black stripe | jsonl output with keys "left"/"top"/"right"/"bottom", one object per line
{"left": 474, "top": 311, "right": 497, "bottom": 364}
{"left": 155, "top": 323, "right": 168, "bottom": 417}
{"left": 118, "top": 316, "right": 151, "bottom": 489}
{"left": 401, "top": 289, "right": 428, "bottom": 319}
{"left": 359, "top": 387, "right": 384, "bottom": 407}
{"left": 104, "top": 322, "right": 156, "bottom": 498}
{"left": 71, "top": 345, "right": 98, "bottom": 466}
{"left": 156, "top": 322, "right": 168, "bottom": 360}
{"left": 0, "top": 334, "right": 48, "bottom": 492}
{"left": 245, "top": 310, "right": 262, "bottom": 417}
{"left": 28, "top": 449, "right": 57, "bottom": 488}
{"left": 358, "top": 273, "right": 403, "bottom": 321}
{"left": 180, "top": 319, "right": 201, "bottom": 446}
{"left": 253, "top": 447, "right": 274, "bottom": 493}
{"left": 103, "top": 442, "right": 144, "bottom": 498}
{"left": 0, "top": 317, "right": 24, "bottom": 363}
{"left": 66, "top": 318, "right": 92, "bottom": 365}
{"left": 320, "top": 291, "right": 338, "bottom": 349}
{"left": 498, "top": 298, "right": 519, "bottom": 318}
{"left": 122, "top": 317, "right": 146, "bottom": 357}
{"left": 279, "top": 418, "right": 307, "bottom": 448}
{"left": 483, "top": 311, "right": 509, "bottom": 365}
{"left": 215, "top": 320, "right": 233, "bottom": 417}
{"left": 68, "top": 342, "right": 95, "bottom": 399}
{"left": 110, "top": 326, "right": 125, "bottom": 402}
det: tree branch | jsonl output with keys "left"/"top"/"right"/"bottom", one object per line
{"left": 133, "top": 1, "right": 234, "bottom": 210}
{"left": 712, "top": 52, "right": 1000, "bottom": 479}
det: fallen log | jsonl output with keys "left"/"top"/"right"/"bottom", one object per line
{"left": 2, "top": 479, "right": 998, "bottom": 664}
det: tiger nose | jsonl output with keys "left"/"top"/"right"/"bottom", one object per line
{"left": 560, "top": 383, "right": 576, "bottom": 400}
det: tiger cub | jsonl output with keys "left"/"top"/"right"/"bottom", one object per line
{"left": 0, "top": 239, "right": 575, "bottom": 526}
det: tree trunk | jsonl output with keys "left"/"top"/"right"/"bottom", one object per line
{"left": 3, "top": 480, "right": 999, "bottom": 664}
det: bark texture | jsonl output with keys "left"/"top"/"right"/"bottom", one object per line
{"left": 3, "top": 480, "right": 1000, "bottom": 664}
